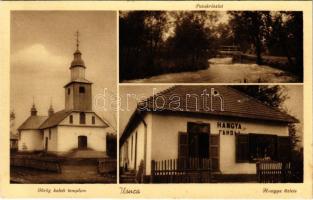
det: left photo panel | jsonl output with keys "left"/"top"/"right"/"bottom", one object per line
{"left": 10, "top": 11, "right": 117, "bottom": 183}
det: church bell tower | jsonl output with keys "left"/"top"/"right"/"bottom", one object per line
{"left": 64, "top": 31, "right": 92, "bottom": 111}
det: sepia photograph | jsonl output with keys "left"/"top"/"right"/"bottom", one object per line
{"left": 10, "top": 11, "right": 117, "bottom": 183}
{"left": 119, "top": 85, "right": 303, "bottom": 183}
{"left": 119, "top": 11, "right": 303, "bottom": 83}
{"left": 0, "top": 1, "right": 311, "bottom": 199}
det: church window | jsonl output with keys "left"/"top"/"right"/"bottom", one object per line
{"left": 68, "top": 88, "right": 70, "bottom": 95}
{"left": 79, "top": 86, "right": 85, "bottom": 93}
{"left": 92, "top": 116, "right": 95, "bottom": 124}
{"left": 69, "top": 115, "right": 73, "bottom": 124}
{"left": 80, "top": 112, "right": 86, "bottom": 124}
{"left": 49, "top": 129, "right": 51, "bottom": 140}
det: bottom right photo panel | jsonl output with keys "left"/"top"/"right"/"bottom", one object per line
{"left": 119, "top": 85, "right": 303, "bottom": 184}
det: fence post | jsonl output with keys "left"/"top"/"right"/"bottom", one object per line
{"left": 256, "top": 162, "right": 260, "bottom": 183}
{"left": 282, "top": 162, "right": 286, "bottom": 183}
{"left": 151, "top": 160, "right": 155, "bottom": 183}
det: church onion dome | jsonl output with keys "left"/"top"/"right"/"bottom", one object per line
{"left": 70, "top": 49, "right": 86, "bottom": 69}
{"left": 31, "top": 103, "right": 37, "bottom": 116}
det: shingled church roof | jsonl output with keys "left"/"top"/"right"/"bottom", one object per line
{"left": 18, "top": 116, "right": 48, "bottom": 130}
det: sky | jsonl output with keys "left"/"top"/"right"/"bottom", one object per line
{"left": 10, "top": 11, "right": 117, "bottom": 132}
{"left": 119, "top": 85, "right": 303, "bottom": 148}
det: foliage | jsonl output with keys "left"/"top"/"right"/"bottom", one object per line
{"left": 228, "top": 11, "right": 303, "bottom": 79}
{"left": 232, "top": 85, "right": 287, "bottom": 109}
{"left": 119, "top": 11, "right": 219, "bottom": 81}
{"left": 228, "top": 11, "right": 272, "bottom": 64}
{"left": 232, "top": 85, "right": 300, "bottom": 150}
{"left": 288, "top": 123, "right": 300, "bottom": 150}
{"left": 120, "top": 11, "right": 303, "bottom": 81}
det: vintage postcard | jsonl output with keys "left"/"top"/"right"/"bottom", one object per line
{"left": 0, "top": 1, "right": 312, "bottom": 199}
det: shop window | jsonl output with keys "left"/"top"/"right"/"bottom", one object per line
{"left": 249, "top": 134, "right": 277, "bottom": 161}
{"left": 69, "top": 115, "right": 73, "bottom": 124}
{"left": 277, "top": 136, "right": 291, "bottom": 161}
{"left": 178, "top": 132, "right": 188, "bottom": 161}
{"left": 92, "top": 116, "right": 95, "bottom": 124}
{"left": 80, "top": 112, "right": 86, "bottom": 124}
{"left": 79, "top": 86, "right": 85, "bottom": 93}
{"left": 236, "top": 134, "right": 291, "bottom": 163}
{"left": 236, "top": 134, "right": 249, "bottom": 162}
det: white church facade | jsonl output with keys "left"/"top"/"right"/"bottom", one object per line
{"left": 18, "top": 43, "right": 112, "bottom": 156}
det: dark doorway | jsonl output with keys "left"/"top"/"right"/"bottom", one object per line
{"left": 78, "top": 135, "right": 87, "bottom": 149}
{"left": 45, "top": 137, "right": 48, "bottom": 152}
{"left": 187, "top": 122, "right": 210, "bottom": 159}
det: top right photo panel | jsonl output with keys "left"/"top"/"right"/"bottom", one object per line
{"left": 119, "top": 11, "right": 303, "bottom": 83}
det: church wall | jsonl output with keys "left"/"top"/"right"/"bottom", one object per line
{"left": 57, "top": 126, "right": 107, "bottom": 152}
{"left": 65, "top": 85, "right": 74, "bottom": 110}
{"left": 18, "top": 130, "right": 43, "bottom": 151}
{"left": 71, "top": 67, "right": 85, "bottom": 80}
{"left": 59, "top": 112, "right": 106, "bottom": 126}
{"left": 73, "top": 83, "right": 92, "bottom": 111}
{"left": 43, "top": 127, "right": 58, "bottom": 152}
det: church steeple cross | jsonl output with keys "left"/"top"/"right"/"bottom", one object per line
{"left": 76, "top": 30, "right": 80, "bottom": 50}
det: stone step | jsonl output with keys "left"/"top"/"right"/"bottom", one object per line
{"left": 65, "top": 149, "right": 107, "bottom": 159}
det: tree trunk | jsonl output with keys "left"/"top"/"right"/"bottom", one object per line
{"left": 255, "top": 37, "right": 262, "bottom": 65}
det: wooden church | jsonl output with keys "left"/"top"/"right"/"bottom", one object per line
{"left": 17, "top": 39, "right": 112, "bottom": 157}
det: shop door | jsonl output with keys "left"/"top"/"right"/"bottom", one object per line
{"left": 187, "top": 122, "right": 210, "bottom": 159}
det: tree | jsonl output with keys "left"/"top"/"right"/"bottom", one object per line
{"left": 283, "top": 12, "right": 303, "bottom": 79}
{"left": 232, "top": 85, "right": 287, "bottom": 109}
{"left": 288, "top": 123, "right": 300, "bottom": 150}
{"left": 170, "top": 12, "right": 218, "bottom": 70}
{"left": 232, "top": 85, "right": 300, "bottom": 150}
{"left": 119, "top": 11, "right": 168, "bottom": 80}
{"left": 119, "top": 11, "right": 148, "bottom": 80}
{"left": 228, "top": 11, "right": 271, "bottom": 64}
{"left": 267, "top": 11, "right": 303, "bottom": 79}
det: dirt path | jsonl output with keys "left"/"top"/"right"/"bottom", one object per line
{"left": 11, "top": 165, "right": 116, "bottom": 183}
{"left": 123, "top": 58, "right": 298, "bottom": 83}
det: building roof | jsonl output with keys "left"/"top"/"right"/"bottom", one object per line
{"left": 64, "top": 78, "right": 92, "bottom": 87}
{"left": 70, "top": 49, "right": 86, "bottom": 69}
{"left": 141, "top": 85, "right": 298, "bottom": 123}
{"left": 120, "top": 85, "right": 298, "bottom": 145}
{"left": 18, "top": 109, "right": 109, "bottom": 131}
{"left": 39, "top": 109, "right": 72, "bottom": 129}
{"left": 18, "top": 116, "right": 48, "bottom": 130}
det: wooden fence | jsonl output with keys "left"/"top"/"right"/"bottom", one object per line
{"left": 256, "top": 162, "right": 292, "bottom": 183}
{"left": 151, "top": 158, "right": 211, "bottom": 183}
{"left": 11, "top": 156, "right": 61, "bottom": 173}
{"left": 98, "top": 158, "right": 116, "bottom": 174}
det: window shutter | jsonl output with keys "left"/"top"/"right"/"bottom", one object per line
{"left": 210, "top": 134, "right": 220, "bottom": 172}
{"left": 277, "top": 136, "right": 291, "bottom": 161}
{"left": 236, "top": 134, "right": 249, "bottom": 162}
{"left": 178, "top": 132, "right": 188, "bottom": 161}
